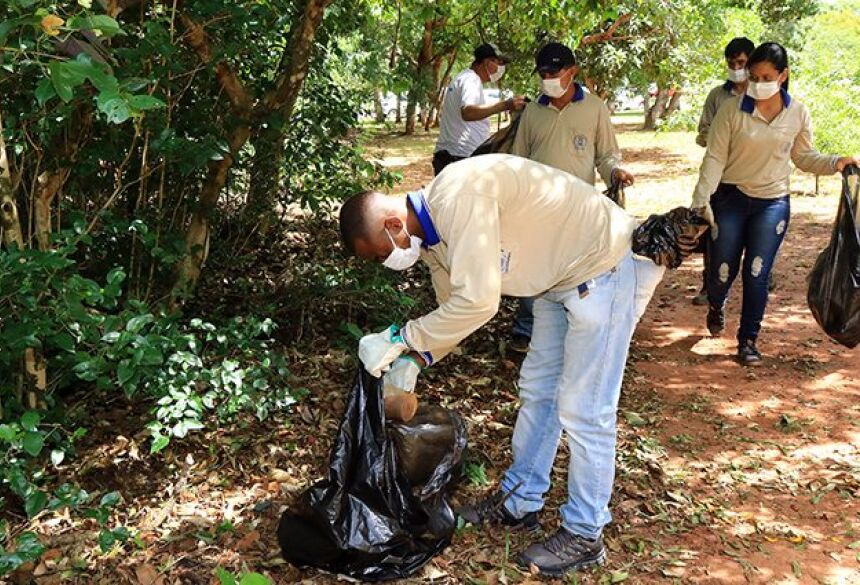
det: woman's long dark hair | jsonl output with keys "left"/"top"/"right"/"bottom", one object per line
{"left": 747, "top": 42, "right": 790, "bottom": 92}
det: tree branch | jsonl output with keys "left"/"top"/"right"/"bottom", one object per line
{"left": 579, "top": 13, "right": 631, "bottom": 46}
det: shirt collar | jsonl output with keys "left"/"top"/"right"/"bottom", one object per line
{"left": 537, "top": 83, "right": 585, "bottom": 106}
{"left": 740, "top": 88, "right": 792, "bottom": 114}
{"left": 722, "top": 80, "right": 735, "bottom": 92}
{"left": 406, "top": 190, "right": 440, "bottom": 248}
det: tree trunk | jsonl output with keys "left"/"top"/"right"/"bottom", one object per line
{"left": 644, "top": 87, "right": 669, "bottom": 130}
{"left": 405, "top": 87, "right": 419, "bottom": 134}
{"left": 172, "top": 0, "right": 331, "bottom": 303}
{"left": 374, "top": 89, "right": 385, "bottom": 122}
{"left": 404, "top": 17, "right": 439, "bottom": 135}
{"left": 0, "top": 110, "right": 44, "bottom": 414}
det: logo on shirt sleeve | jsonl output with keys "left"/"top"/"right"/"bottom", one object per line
{"left": 574, "top": 134, "right": 588, "bottom": 151}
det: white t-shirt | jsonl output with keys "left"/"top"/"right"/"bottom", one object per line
{"left": 434, "top": 69, "right": 489, "bottom": 157}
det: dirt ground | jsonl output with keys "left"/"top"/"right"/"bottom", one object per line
{"left": 8, "top": 120, "right": 859, "bottom": 585}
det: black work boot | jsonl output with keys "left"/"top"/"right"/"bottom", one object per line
{"left": 455, "top": 491, "right": 540, "bottom": 533}
{"left": 706, "top": 304, "right": 725, "bottom": 336}
{"left": 737, "top": 338, "right": 763, "bottom": 366}
{"left": 517, "top": 527, "right": 606, "bottom": 576}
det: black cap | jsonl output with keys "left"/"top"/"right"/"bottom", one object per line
{"left": 474, "top": 42, "right": 511, "bottom": 64}
{"left": 535, "top": 42, "right": 576, "bottom": 73}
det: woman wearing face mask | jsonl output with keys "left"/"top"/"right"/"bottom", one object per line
{"left": 691, "top": 42, "right": 860, "bottom": 366}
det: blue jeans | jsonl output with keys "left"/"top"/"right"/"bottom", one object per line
{"left": 499, "top": 254, "right": 665, "bottom": 539}
{"left": 512, "top": 297, "right": 535, "bottom": 338}
{"left": 706, "top": 185, "right": 790, "bottom": 341}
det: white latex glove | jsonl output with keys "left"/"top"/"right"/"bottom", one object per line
{"left": 383, "top": 356, "right": 420, "bottom": 397}
{"left": 358, "top": 325, "right": 408, "bottom": 377}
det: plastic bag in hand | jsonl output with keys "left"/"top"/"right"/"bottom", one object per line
{"left": 632, "top": 207, "right": 710, "bottom": 269}
{"left": 807, "top": 165, "right": 860, "bottom": 348}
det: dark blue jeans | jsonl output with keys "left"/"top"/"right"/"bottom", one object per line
{"left": 512, "top": 297, "right": 535, "bottom": 338}
{"left": 706, "top": 184, "right": 790, "bottom": 341}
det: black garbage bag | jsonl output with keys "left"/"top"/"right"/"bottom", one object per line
{"left": 277, "top": 368, "right": 467, "bottom": 581}
{"left": 807, "top": 165, "right": 860, "bottom": 348}
{"left": 603, "top": 177, "right": 626, "bottom": 208}
{"left": 471, "top": 104, "right": 527, "bottom": 156}
{"left": 632, "top": 207, "right": 710, "bottom": 269}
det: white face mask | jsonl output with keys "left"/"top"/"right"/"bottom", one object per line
{"left": 746, "top": 80, "right": 781, "bottom": 100}
{"left": 382, "top": 227, "right": 422, "bottom": 271}
{"left": 540, "top": 75, "right": 570, "bottom": 98}
{"left": 727, "top": 67, "right": 748, "bottom": 83}
{"left": 489, "top": 63, "right": 505, "bottom": 83}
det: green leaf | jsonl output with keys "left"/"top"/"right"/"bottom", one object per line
{"left": 150, "top": 434, "right": 169, "bottom": 454}
{"left": 68, "top": 14, "right": 124, "bottom": 38}
{"left": 21, "top": 410, "right": 40, "bottom": 431}
{"left": 239, "top": 574, "right": 272, "bottom": 585}
{"left": 128, "top": 94, "right": 165, "bottom": 111}
{"left": 107, "top": 267, "right": 126, "bottom": 285}
{"left": 35, "top": 77, "right": 56, "bottom": 106}
{"left": 215, "top": 568, "right": 238, "bottom": 585}
{"left": 14, "top": 532, "right": 45, "bottom": 559}
{"left": 126, "top": 313, "right": 154, "bottom": 333}
{"left": 100, "top": 491, "right": 121, "bottom": 507}
{"left": 0, "top": 423, "right": 16, "bottom": 442}
{"left": 22, "top": 431, "right": 45, "bottom": 456}
{"left": 791, "top": 560, "right": 802, "bottom": 578}
{"left": 849, "top": 541, "right": 860, "bottom": 549}
{"left": 624, "top": 411, "right": 648, "bottom": 427}
{"left": 49, "top": 61, "right": 86, "bottom": 103}
{"left": 98, "top": 528, "right": 116, "bottom": 552}
{"left": 610, "top": 571, "right": 629, "bottom": 583}
{"left": 117, "top": 359, "right": 134, "bottom": 386}
{"left": 98, "top": 94, "right": 131, "bottom": 124}
{"left": 25, "top": 491, "right": 48, "bottom": 518}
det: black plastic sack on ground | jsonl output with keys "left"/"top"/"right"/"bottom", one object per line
{"left": 471, "top": 106, "right": 526, "bottom": 156}
{"left": 632, "top": 207, "right": 710, "bottom": 269}
{"left": 277, "top": 368, "right": 466, "bottom": 581}
{"left": 807, "top": 166, "right": 860, "bottom": 348}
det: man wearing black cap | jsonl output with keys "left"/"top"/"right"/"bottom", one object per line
{"left": 432, "top": 43, "right": 526, "bottom": 175}
{"left": 507, "top": 41, "right": 634, "bottom": 353}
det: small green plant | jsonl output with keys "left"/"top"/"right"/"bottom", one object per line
{"left": 465, "top": 462, "right": 489, "bottom": 487}
{"left": 215, "top": 567, "right": 273, "bottom": 585}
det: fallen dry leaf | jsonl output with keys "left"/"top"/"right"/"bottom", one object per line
{"left": 135, "top": 563, "right": 165, "bottom": 585}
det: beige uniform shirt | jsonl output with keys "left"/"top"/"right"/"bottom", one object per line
{"left": 696, "top": 81, "right": 741, "bottom": 147}
{"left": 692, "top": 92, "right": 838, "bottom": 207}
{"left": 511, "top": 85, "right": 621, "bottom": 187}
{"left": 401, "top": 154, "right": 638, "bottom": 364}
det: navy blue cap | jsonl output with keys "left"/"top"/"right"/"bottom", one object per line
{"left": 535, "top": 42, "right": 576, "bottom": 73}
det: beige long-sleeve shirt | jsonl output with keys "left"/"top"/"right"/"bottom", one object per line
{"left": 401, "top": 154, "right": 638, "bottom": 364}
{"left": 511, "top": 85, "right": 621, "bottom": 187}
{"left": 696, "top": 81, "right": 741, "bottom": 147}
{"left": 692, "top": 92, "right": 839, "bottom": 207}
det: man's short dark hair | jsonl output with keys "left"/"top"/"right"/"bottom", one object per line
{"left": 725, "top": 37, "right": 755, "bottom": 60}
{"left": 339, "top": 190, "right": 377, "bottom": 254}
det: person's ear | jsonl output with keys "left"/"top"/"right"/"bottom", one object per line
{"left": 383, "top": 216, "right": 403, "bottom": 233}
{"left": 780, "top": 67, "right": 790, "bottom": 86}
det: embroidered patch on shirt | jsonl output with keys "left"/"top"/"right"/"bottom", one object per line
{"left": 574, "top": 134, "right": 588, "bottom": 151}
{"left": 500, "top": 250, "right": 512, "bottom": 274}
